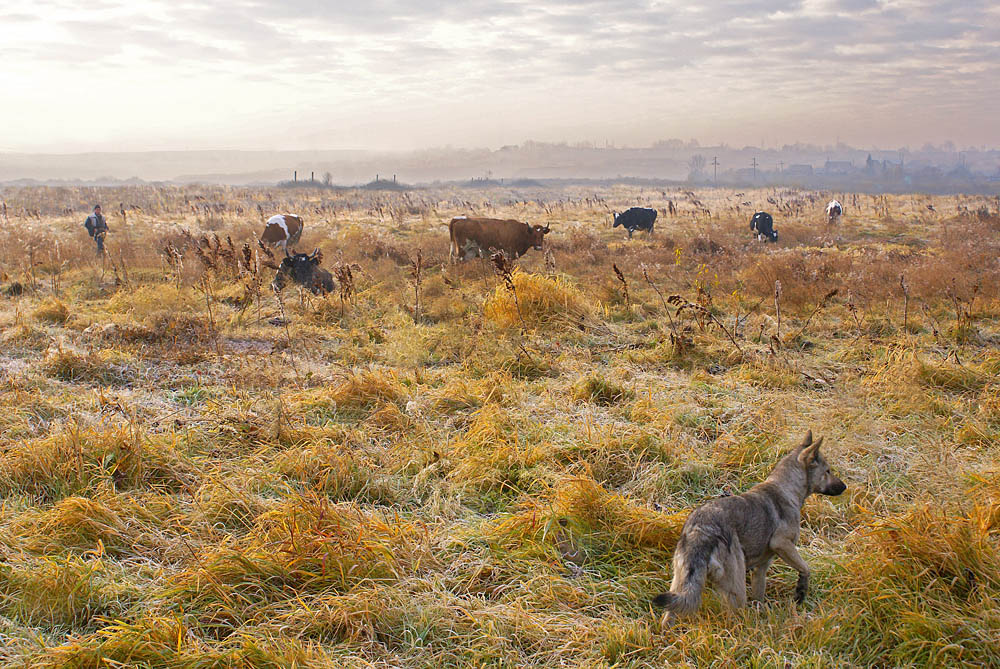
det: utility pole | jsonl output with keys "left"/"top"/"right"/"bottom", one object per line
{"left": 712, "top": 156, "right": 719, "bottom": 183}
{"left": 778, "top": 160, "right": 784, "bottom": 173}
{"left": 752, "top": 157, "right": 758, "bottom": 181}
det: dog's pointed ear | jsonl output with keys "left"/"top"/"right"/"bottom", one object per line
{"left": 799, "top": 430, "right": 813, "bottom": 448}
{"left": 798, "top": 435, "right": 823, "bottom": 465}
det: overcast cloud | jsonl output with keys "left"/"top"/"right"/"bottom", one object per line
{"left": 1, "top": 0, "right": 997, "bottom": 152}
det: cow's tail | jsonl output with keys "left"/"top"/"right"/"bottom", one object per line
{"left": 651, "top": 528, "right": 719, "bottom": 620}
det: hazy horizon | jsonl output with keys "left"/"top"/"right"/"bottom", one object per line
{"left": 3, "top": 1, "right": 998, "bottom": 154}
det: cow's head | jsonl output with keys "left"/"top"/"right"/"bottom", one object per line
{"left": 272, "top": 248, "right": 323, "bottom": 292}
{"left": 612, "top": 211, "right": 621, "bottom": 228}
{"left": 528, "top": 223, "right": 551, "bottom": 250}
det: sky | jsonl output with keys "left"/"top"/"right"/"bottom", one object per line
{"left": 1, "top": 0, "right": 998, "bottom": 153}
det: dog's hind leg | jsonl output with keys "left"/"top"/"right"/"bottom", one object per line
{"left": 711, "top": 536, "right": 747, "bottom": 610}
{"left": 750, "top": 556, "right": 774, "bottom": 602}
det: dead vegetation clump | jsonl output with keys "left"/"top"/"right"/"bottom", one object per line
{"left": 571, "top": 374, "right": 634, "bottom": 405}
{"left": 0, "top": 555, "right": 132, "bottom": 630}
{"left": 165, "top": 499, "right": 432, "bottom": 630}
{"left": 486, "top": 476, "right": 689, "bottom": 558}
{"left": 41, "top": 347, "right": 133, "bottom": 386}
{"left": 483, "top": 270, "right": 591, "bottom": 329}
{"left": 273, "top": 447, "right": 401, "bottom": 505}
{"left": 32, "top": 297, "right": 71, "bottom": 324}
{"left": 0, "top": 426, "right": 197, "bottom": 501}
{"left": 324, "top": 367, "right": 406, "bottom": 417}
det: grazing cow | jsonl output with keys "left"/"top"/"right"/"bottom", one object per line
{"left": 750, "top": 211, "right": 778, "bottom": 242}
{"left": 613, "top": 207, "right": 657, "bottom": 239}
{"left": 826, "top": 200, "right": 843, "bottom": 224}
{"left": 261, "top": 214, "right": 304, "bottom": 254}
{"left": 449, "top": 216, "right": 550, "bottom": 262}
{"left": 272, "top": 249, "right": 335, "bottom": 295}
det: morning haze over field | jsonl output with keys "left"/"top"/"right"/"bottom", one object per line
{"left": 1, "top": 2, "right": 999, "bottom": 668}
{"left": 3, "top": 1, "right": 1000, "bottom": 175}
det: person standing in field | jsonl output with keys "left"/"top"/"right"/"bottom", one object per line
{"left": 83, "top": 204, "right": 108, "bottom": 254}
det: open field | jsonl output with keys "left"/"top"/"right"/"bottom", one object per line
{"left": 0, "top": 183, "right": 999, "bottom": 667}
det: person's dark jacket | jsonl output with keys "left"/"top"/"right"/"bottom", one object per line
{"left": 84, "top": 213, "right": 108, "bottom": 237}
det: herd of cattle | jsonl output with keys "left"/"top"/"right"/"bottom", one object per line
{"left": 264, "top": 200, "right": 845, "bottom": 295}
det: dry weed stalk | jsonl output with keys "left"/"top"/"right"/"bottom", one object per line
{"left": 920, "top": 302, "right": 942, "bottom": 343}
{"left": 774, "top": 279, "right": 783, "bottom": 343}
{"left": 198, "top": 277, "right": 223, "bottom": 361}
{"left": 612, "top": 263, "right": 630, "bottom": 311}
{"left": 257, "top": 240, "right": 280, "bottom": 270}
{"left": 273, "top": 288, "right": 301, "bottom": 384}
{"left": 163, "top": 243, "right": 184, "bottom": 289}
{"left": 790, "top": 288, "right": 839, "bottom": 341}
{"left": 109, "top": 253, "right": 131, "bottom": 289}
{"left": 900, "top": 274, "right": 910, "bottom": 331}
{"left": 490, "top": 251, "right": 527, "bottom": 332}
{"left": 410, "top": 248, "right": 423, "bottom": 323}
{"left": 334, "top": 263, "right": 357, "bottom": 317}
{"left": 641, "top": 264, "right": 678, "bottom": 337}
{"left": 667, "top": 294, "right": 743, "bottom": 356}
{"left": 846, "top": 290, "right": 863, "bottom": 336}
{"left": 544, "top": 248, "right": 556, "bottom": 274}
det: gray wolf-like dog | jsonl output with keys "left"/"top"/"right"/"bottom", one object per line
{"left": 653, "top": 430, "right": 846, "bottom": 625}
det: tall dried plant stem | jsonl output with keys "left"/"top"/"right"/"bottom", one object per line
{"left": 201, "top": 277, "right": 223, "bottom": 361}
{"left": 900, "top": 274, "right": 910, "bottom": 331}
{"left": 411, "top": 249, "right": 423, "bottom": 323}
{"left": 774, "top": 280, "right": 783, "bottom": 342}
{"left": 274, "top": 289, "right": 301, "bottom": 385}
{"left": 641, "top": 264, "right": 679, "bottom": 339}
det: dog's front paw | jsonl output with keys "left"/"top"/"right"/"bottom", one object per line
{"left": 794, "top": 573, "right": 808, "bottom": 604}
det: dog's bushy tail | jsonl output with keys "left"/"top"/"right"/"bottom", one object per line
{"left": 651, "top": 528, "right": 721, "bottom": 617}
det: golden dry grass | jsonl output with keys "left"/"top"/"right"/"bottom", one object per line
{"left": 0, "top": 183, "right": 998, "bottom": 667}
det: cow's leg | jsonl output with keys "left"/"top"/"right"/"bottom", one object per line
{"left": 628, "top": 228, "right": 633, "bottom": 240}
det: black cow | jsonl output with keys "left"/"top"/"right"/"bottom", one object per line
{"left": 750, "top": 211, "right": 778, "bottom": 242}
{"left": 272, "top": 249, "right": 336, "bottom": 295}
{"left": 613, "top": 207, "right": 657, "bottom": 239}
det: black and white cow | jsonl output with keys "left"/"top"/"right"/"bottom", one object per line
{"left": 750, "top": 211, "right": 778, "bottom": 242}
{"left": 612, "top": 207, "right": 657, "bottom": 239}
{"left": 826, "top": 200, "right": 843, "bottom": 224}
{"left": 272, "top": 249, "right": 335, "bottom": 295}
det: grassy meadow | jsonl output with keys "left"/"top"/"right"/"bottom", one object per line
{"left": 0, "top": 183, "right": 998, "bottom": 667}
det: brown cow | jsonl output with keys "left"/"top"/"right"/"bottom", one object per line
{"left": 449, "top": 216, "right": 550, "bottom": 263}
{"left": 260, "top": 214, "right": 304, "bottom": 255}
